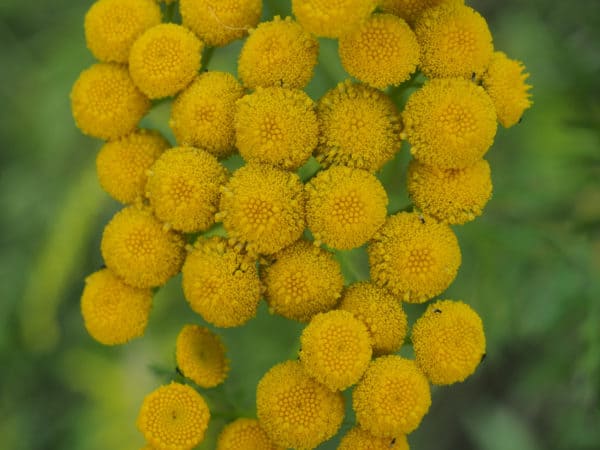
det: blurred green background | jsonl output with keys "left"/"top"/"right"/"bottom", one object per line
{"left": 1, "top": 0, "right": 599, "bottom": 449}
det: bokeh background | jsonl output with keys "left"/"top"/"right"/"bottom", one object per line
{"left": 1, "top": 0, "right": 599, "bottom": 449}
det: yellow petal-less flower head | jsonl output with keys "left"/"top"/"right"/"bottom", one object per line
{"left": 81, "top": 268, "right": 152, "bottom": 345}
{"left": 182, "top": 237, "right": 261, "bottom": 327}
{"left": 129, "top": 24, "right": 203, "bottom": 99}
{"left": 101, "top": 206, "right": 185, "bottom": 288}
{"left": 379, "top": 0, "right": 462, "bottom": 24}
{"left": 402, "top": 77, "right": 497, "bottom": 169}
{"left": 257, "top": 360, "right": 345, "bottom": 449}
{"left": 306, "top": 166, "right": 388, "bottom": 250}
{"left": 217, "top": 164, "right": 306, "bottom": 255}
{"left": 170, "top": 72, "right": 244, "bottom": 158}
{"left": 338, "top": 282, "right": 408, "bottom": 355}
{"left": 338, "top": 427, "right": 409, "bottom": 450}
{"left": 239, "top": 16, "right": 319, "bottom": 89}
{"left": 292, "top": 0, "right": 378, "bottom": 38}
{"left": 84, "top": 0, "right": 161, "bottom": 63}
{"left": 408, "top": 159, "right": 493, "bottom": 225}
{"left": 217, "top": 418, "right": 283, "bottom": 450}
{"left": 368, "top": 212, "right": 461, "bottom": 303}
{"left": 316, "top": 81, "right": 402, "bottom": 172}
{"left": 146, "top": 147, "right": 228, "bottom": 233}
{"left": 137, "top": 382, "right": 210, "bottom": 450}
{"left": 96, "top": 129, "right": 169, "bottom": 204}
{"left": 180, "top": 0, "right": 262, "bottom": 47}
{"left": 300, "top": 310, "right": 373, "bottom": 391}
{"left": 176, "top": 324, "right": 229, "bottom": 388}
{"left": 353, "top": 356, "right": 431, "bottom": 437}
{"left": 412, "top": 300, "right": 486, "bottom": 385}
{"left": 235, "top": 87, "right": 318, "bottom": 170}
{"left": 263, "top": 240, "right": 344, "bottom": 322}
{"left": 70, "top": 63, "right": 150, "bottom": 140}
{"left": 339, "top": 14, "right": 420, "bottom": 89}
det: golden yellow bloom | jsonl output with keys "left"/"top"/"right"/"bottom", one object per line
{"left": 353, "top": 356, "right": 431, "bottom": 436}
{"left": 70, "top": 63, "right": 150, "bottom": 140}
{"left": 306, "top": 166, "right": 388, "bottom": 250}
{"left": 338, "top": 427, "right": 409, "bottom": 450}
{"left": 368, "top": 212, "right": 461, "bottom": 303}
{"left": 380, "top": 0, "right": 462, "bottom": 24}
{"left": 402, "top": 78, "right": 497, "bottom": 169}
{"left": 338, "top": 282, "right": 408, "bottom": 355}
{"left": 412, "top": 300, "right": 486, "bottom": 385}
{"left": 263, "top": 240, "right": 344, "bottom": 322}
{"left": 257, "top": 360, "right": 345, "bottom": 449}
{"left": 217, "top": 418, "right": 283, "bottom": 450}
{"left": 482, "top": 51, "right": 533, "bottom": 128}
{"left": 170, "top": 72, "right": 244, "bottom": 158}
{"left": 235, "top": 87, "right": 318, "bottom": 170}
{"left": 146, "top": 147, "right": 228, "bottom": 233}
{"left": 292, "top": 0, "right": 378, "bottom": 38}
{"left": 129, "top": 24, "right": 203, "bottom": 99}
{"left": 101, "top": 206, "right": 185, "bottom": 288}
{"left": 180, "top": 0, "right": 262, "bottom": 47}
{"left": 84, "top": 0, "right": 161, "bottom": 63}
{"left": 137, "top": 382, "right": 210, "bottom": 450}
{"left": 80, "top": 268, "right": 152, "bottom": 345}
{"left": 316, "top": 81, "right": 402, "bottom": 172}
{"left": 338, "top": 14, "right": 420, "bottom": 89}
{"left": 182, "top": 237, "right": 261, "bottom": 327}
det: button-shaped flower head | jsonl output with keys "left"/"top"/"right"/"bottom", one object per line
{"left": 338, "top": 427, "right": 409, "bottom": 450}
{"left": 292, "top": 0, "right": 378, "bottom": 38}
{"left": 217, "top": 418, "right": 283, "bottom": 450}
{"left": 380, "top": 0, "right": 463, "bottom": 24}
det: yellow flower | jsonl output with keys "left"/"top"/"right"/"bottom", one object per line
{"left": 96, "top": 129, "right": 169, "bottom": 204}
{"left": 217, "top": 418, "right": 283, "bottom": 450}
{"left": 170, "top": 72, "right": 244, "bottom": 158}
{"left": 256, "top": 360, "right": 345, "bottom": 449}
{"left": 84, "top": 0, "right": 161, "bottom": 63}
{"left": 180, "top": 0, "right": 262, "bottom": 47}
{"left": 300, "top": 310, "right": 373, "bottom": 391}
{"left": 291, "top": 0, "right": 378, "bottom": 38}
{"left": 182, "top": 237, "right": 261, "bottom": 327}
{"left": 137, "top": 382, "right": 210, "bottom": 450}
{"left": 338, "top": 427, "right": 409, "bottom": 450}
{"left": 402, "top": 78, "right": 497, "bottom": 169}
{"left": 368, "top": 212, "right": 461, "bottom": 303}
{"left": 353, "top": 356, "right": 431, "bottom": 436}
{"left": 306, "top": 166, "right": 388, "bottom": 250}
{"left": 129, "top": 24, "right": 203, "bottom": 99}
{"left": 379, "top": 0, "right": 462, "bottom": 24}
{"left": 146, "top": 147, "right": 228, "bottom": 233}
{"left": 338, "top": 282, "right": 408, "bottom": 355}
{"left": 316, "top": 81, "right": 402, "bottom": 172}
{"left": 238, "top": 16, "right": 319, "bottom": 89}
{"left": 412, "top": 300, "right": 486, "bottom": 385}
{"left": 482, "top": 51, "right": 533, "bottom": 128}
{"left": 407, "top": 159, "right": 493, "bottom": 225}
{"left": 263, "top": 240, "right": 344, "bottom": 322}
{"left": 80, "top": 268, "right": 152, "bottom": 345}
{"left": 235, "top": 87, "right": 318, "bottom": 170}
{"left": 101, "top": 206, "right": 185, "bottom": 288}
{"left": 176, "top": 324, "right": 229, "bottom": 388}
{"left": 338, "top": 14, "right": 420, "bottom": 89}
{"left": 70, "top": 63, "right": 150, "bottom": 140}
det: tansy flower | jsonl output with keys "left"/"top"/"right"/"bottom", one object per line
{"left": 70, "top": 63, "right": 150, "bottom": 140}
{"left": 338, "top": 14, "right": 420, "bottom": 89}
{"left": 368, "top": 212, "right": 461, "bottom": 303}
{"left": 316, "top": 81, "right": 402, "bottom": 172}
{"left": 238, "top": 16, "right": 319, "bottom": 89}
{"left": 80, "top": 268, "right": 152, "bottom": 345}
{"left": 306, "top": 166, "right": 388, "bottom": 250}
{"left": 101, "top": 206, "right": 185, "bottom": 288}
{"left": 235, "top": 87, "right": 318, "bottom": 170}
{"left": 84, "top": 0, "right": 161, "bottom": 63}
{"left": 256, "top": 360, "right": 345, "bottom": 449}
{"left": 353, "top": 356, "right": 431, "bottom": 437}
{"left": 300, "top": 310, "right": 373, "bottom": 391}
{"left": 379, "top": 0, "right": 462, "bottom": 24}
{"left": 170, "top": 72, "right": 244, "bottom": 158}
{"left": 412, "top": 300, "right": 486, "bottom": 385}
{"left": 96, "top": 129, "right": 169, "bottom": 204}
{"left": 129, "top": 24, "right": 203, "bottom": 99}
{"left": 146, "top": 147, "right": 228, "bottom": 233}
{"left": 182, "top": 237, "right": 261, "bottom": 327}
{"left": 338, "top": 427, "right": 409, "bottom": 450}
{"left": 137, "top": 382, "right": 210, "bottom": 450}
{"left": 217, "top": 418, "right": 283, "bottom": 450}
{"left": 291, "top": 0, "right": 378, "bottom": 38}
{"left": 262, "top": 240, "right": 344, "bottom": 322}
{"left": 402, "top": 78, "right": 497, "bottom": 169}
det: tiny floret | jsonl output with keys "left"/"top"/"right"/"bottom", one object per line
{"left": 292, "top": 0, "right": 378, "bottom": 38}
{"left": 338, "top": 427, "right": 409, "bottom": 450}
{"left": 217, "top": 418, "right": 283, "bottom": 450}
